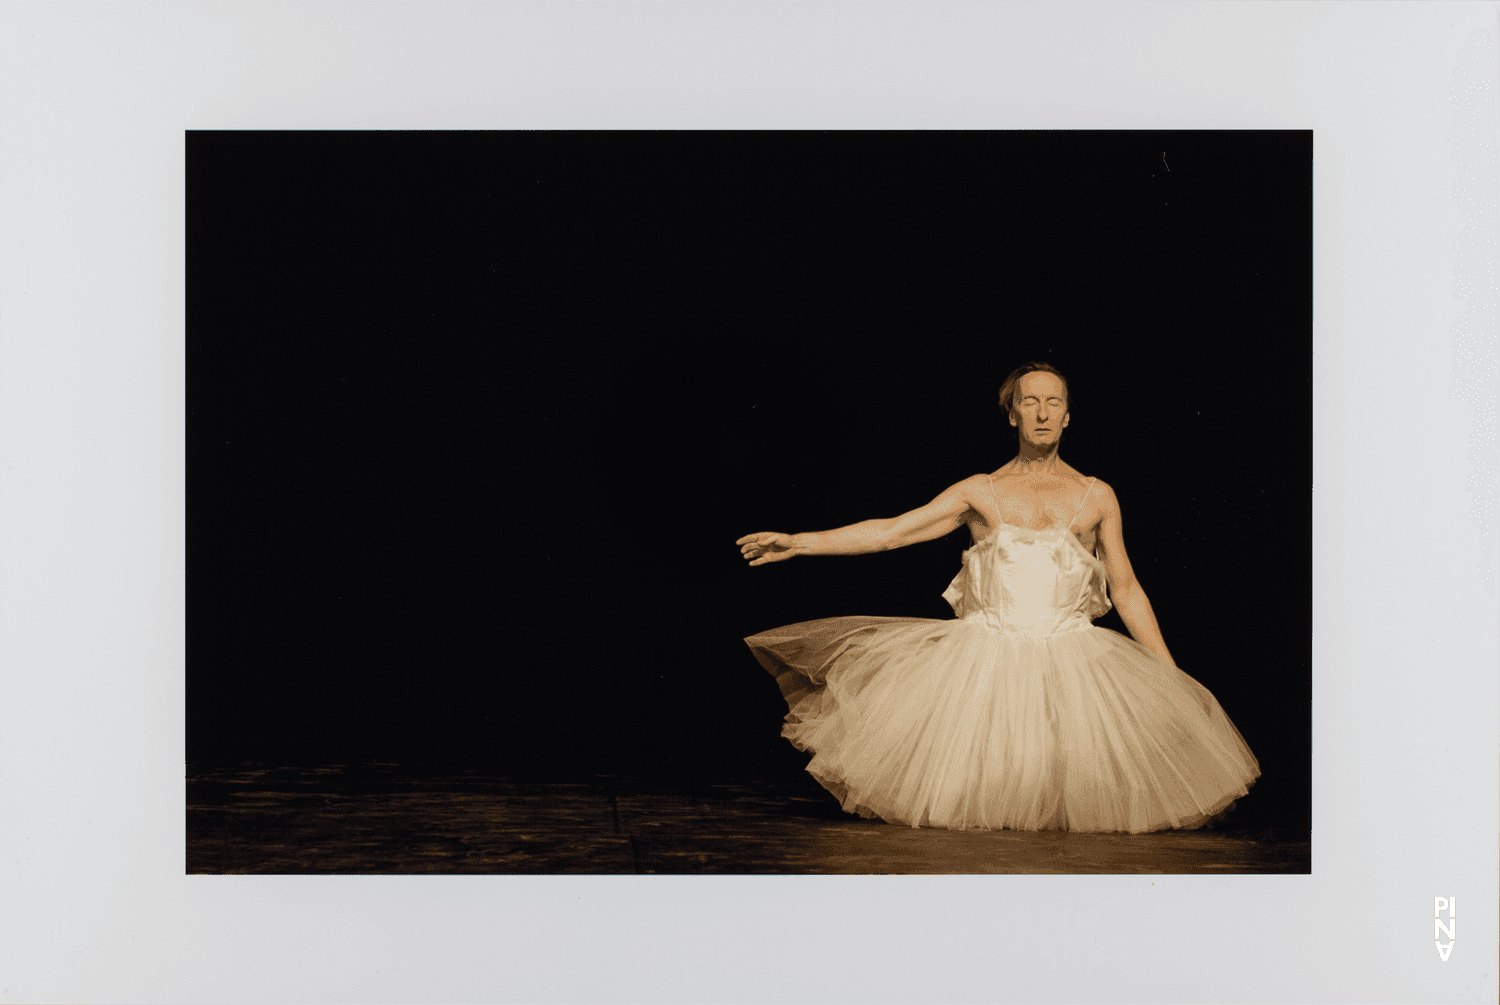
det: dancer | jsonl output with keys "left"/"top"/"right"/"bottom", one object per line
{"left": 737, "top": 362, "right": 1259, "bottom": 832}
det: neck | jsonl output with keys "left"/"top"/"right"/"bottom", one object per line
{"left": 1011, "top": 444, "right": 1061, "bottom": 472}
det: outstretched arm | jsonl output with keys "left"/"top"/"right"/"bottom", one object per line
{"left": 1093, "top": 482, "right": 1176, "bottom": 666}
{"left": 737, "top": 477, "right": 975, "bottom": 566}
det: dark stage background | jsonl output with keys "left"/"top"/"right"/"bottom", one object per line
{"left": 188, "top": 131, "right": 1311, "bottom": 832}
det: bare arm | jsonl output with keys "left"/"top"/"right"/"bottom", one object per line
{"left": 737, "top": 477, "right": 976, "bottom": 566}
{"left": 1093, "top": 482, "right": 1176, "bottom": 666}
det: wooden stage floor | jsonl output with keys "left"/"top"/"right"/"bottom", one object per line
{"left": 187, "top": 763, "right": 1310, "bottom": 875}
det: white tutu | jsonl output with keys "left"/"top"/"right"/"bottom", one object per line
{"left": 745, "top": 521, "right": 1260, "bottom": 833}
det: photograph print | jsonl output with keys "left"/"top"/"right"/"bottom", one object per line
{"left": 187, "top": 129, "right": 1311, "bottom": 874}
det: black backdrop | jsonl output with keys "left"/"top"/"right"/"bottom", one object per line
{"left": 188, "top": 131, "right": 1311, "bottom": 829}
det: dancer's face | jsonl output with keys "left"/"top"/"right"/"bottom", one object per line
{"left": 1009, "top": 372, "right": 1069, "bottom": 448}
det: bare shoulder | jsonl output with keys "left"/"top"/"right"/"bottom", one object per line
{"left": 1091, "top": 477, "right": 1121, "bottom": 514}
{"left": 942, "top": 473, "right": 994, "bottom": 511}
{"left": 943, "top": 473, "right": 991, "bottom": 506}
{"left": 964, "top": 472, "right": 996, "bottom": 491}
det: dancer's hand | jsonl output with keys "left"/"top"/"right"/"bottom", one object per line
{"left": 737, "top": 532, "right": 795, "bottom": 566}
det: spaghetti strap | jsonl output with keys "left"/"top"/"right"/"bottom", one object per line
{"left": 1067, "top": 477, "right": 1098, "bottom": 530}
{"left": 986, "top": 473, "right": 1001, "bottom": 518}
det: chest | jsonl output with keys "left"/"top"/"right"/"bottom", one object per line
{"left": 972, "top": 476, "right": 1098, "bottom": 548}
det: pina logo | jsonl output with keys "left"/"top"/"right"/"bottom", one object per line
{"left": 1434, "top": 897, "right": 1457, "bottom": 961}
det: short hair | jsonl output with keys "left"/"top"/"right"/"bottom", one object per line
{"left": 999, "top": 362, "right": 1071, "bottom": 418}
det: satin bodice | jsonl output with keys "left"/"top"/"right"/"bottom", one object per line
{"left": 941, "top": 522, "right": 1112, "bottom": 638}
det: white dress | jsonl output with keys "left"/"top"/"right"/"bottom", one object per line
{"left": 744, "top": 478, "right": 1261, "bottom": 832}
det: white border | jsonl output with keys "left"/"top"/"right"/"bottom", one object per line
{"left": 0, "top": 3, "right": 1495, "bottom": 1002}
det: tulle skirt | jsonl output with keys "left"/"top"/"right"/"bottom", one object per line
{"left": 745, "top": 616, "right": 1260, "bottom": 833}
